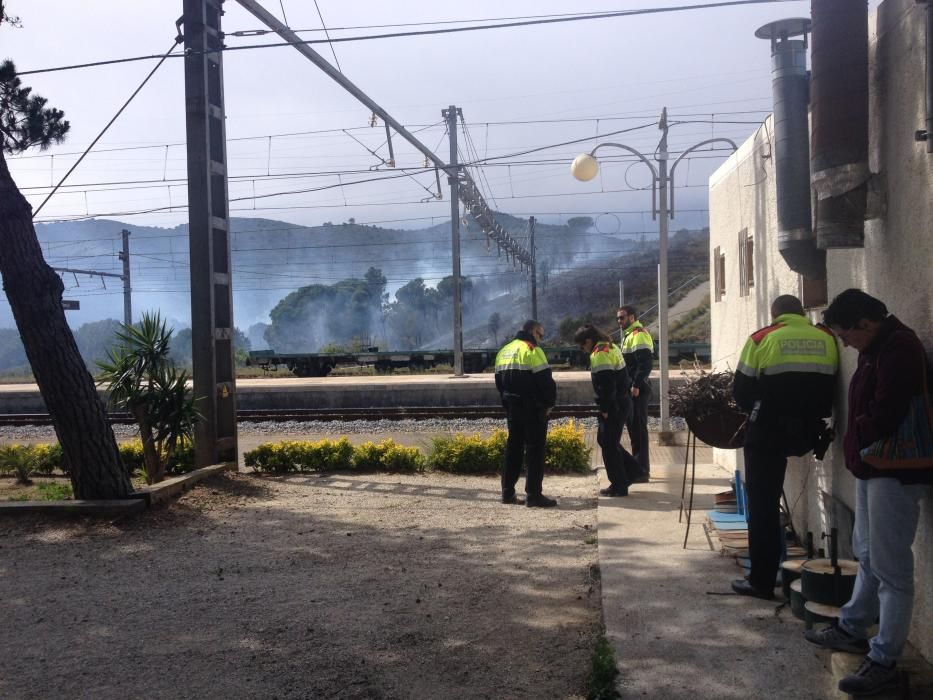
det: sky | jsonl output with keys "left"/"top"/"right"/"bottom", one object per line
{"left": 0, "top": 0, "right": 885, "bottom": 328}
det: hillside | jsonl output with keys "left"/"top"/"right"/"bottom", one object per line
{"left": 460, "top": 227, "right": 710, "bottom": 347}
{"left": 0, "top": 217, "right": 709, "bottom": 371}
{"left": 26, "top": 214, "right": 637, "bottom": 332}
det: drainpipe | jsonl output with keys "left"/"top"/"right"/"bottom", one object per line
{"left": 917, "top": 0, "right": 932, "bottom": 152}
{"left": 810, "top": 0, "right": 870, "bottom": 248}
{"left": 756, "top": 18, "right": 826, "bottom": 279}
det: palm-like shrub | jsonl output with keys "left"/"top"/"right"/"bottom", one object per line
{"left": 97, "top": 313, "right": 200, "bottom": 484}
{"left": 0, "top": 444, "right": 38, "bottom": 484}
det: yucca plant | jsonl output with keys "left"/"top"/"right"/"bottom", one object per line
{"left": 97, "top": 312, "right": 201, "bottom": 485}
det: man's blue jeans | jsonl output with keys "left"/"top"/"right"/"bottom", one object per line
{"left": 839, "top": 477, "right": 930, "bottom": 666}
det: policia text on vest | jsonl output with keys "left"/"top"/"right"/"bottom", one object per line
{"left": 730, "top": 299, "right": 838, "bottom": 600}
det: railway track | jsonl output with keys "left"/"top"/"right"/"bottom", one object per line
{"left": 0, "top": 404, "right": 661, "bottom": 426}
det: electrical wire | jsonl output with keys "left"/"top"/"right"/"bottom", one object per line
{"left": 312, "top": 0, "right": 343, "bottom": 73}
{"left": 30, "top": 39, "right": 182, "bottom": 218}
{"left": 5, "top": 113, "right": 758, "bottom": 162}
{"left": 18, "top": 1, "right": 804, "bottom": 76}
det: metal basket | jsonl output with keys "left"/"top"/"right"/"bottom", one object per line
{"left": 685, "top": 410, "right": 747, "bottom": 449}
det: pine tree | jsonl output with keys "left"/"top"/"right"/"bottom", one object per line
{"left": 0, "top": 18, "right": 131, "bottom": 499}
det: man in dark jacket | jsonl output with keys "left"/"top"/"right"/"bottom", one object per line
{"left": 495, "top": 319, "right": 558, "bottom": 508}
{"left": 805, "top": 289, "right": 932, "bottom": 696}
{"left": 574, "top": 324, "right": 639, "bottom": 496}
{"left": 731, "top": 295, "right": 838, "bottom": 600}
{"left": 617, "top": 305, "right": 653, "bottom": 481}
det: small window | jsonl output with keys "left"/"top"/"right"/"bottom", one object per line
{"left": 714, "top": 246, "right": 726, "bottom": 302}
{"left": 738, "top": 229, "right": 754, "bottom": 297}
{"left": 800, "top": 274, "right": 828, "bottom": 309}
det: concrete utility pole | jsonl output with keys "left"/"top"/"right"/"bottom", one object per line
{"left": 619, "top": 279, "right": 625, "bottom": 306}
{"left": 529, "top": 216, "right": 538, "bottom": 319}
{"left": 120, "top": 229, "right": 132, "bottom": 327}
{"left": 444, "top": 105, "right": 465, "bottom": 377}
{"left": 656, "top": 109, "right": 671, "bottom": 440}
{"left": 182, "top": 0, "right": 238, "bottom": 467}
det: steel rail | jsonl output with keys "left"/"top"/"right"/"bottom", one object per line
{"left": 0, "top": 404, "right": 664, "bottom": 426}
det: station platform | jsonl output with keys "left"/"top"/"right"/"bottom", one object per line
{"left": 0, "top": 371, "right": 686, "bottom": 413}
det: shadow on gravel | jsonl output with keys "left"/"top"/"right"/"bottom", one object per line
{"left": 0, "top": 471, "right": 601, "bottom": 700}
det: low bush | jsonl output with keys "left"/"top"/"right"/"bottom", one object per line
{"left": 244, "top": 423, "right": 591, "bottom": 476}
{"left": 545, "top": 420, "right": 592, "bottom": 474}
{"left": 32, "top": 444, "right": 63, "bottom": 475}
{"left": 244, "top": 438, "right": 354, "bottom": 473}
{"left": 0, "top": 444, "right": 39, "bottom": 484}
{"left": 119, "top": 440, "right": 195, "bottom": 477}
{"left": 352, "top": 440, "right": 425, "bottom": 473}
{"left": 428, "top": 430, "right": 506, "bottom": 474}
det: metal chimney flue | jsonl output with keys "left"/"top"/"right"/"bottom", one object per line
{"left": 756, "top": 18, "right": 826, "bottom": 279}
{"left": 810, "top": 0, "right": 870, "bottom": 248}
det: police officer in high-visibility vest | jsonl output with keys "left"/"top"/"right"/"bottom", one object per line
{"left": 731, "top": 295, "right": 838, "bottom": 599}
{"left": 574, "top": 324, "right": 641, "bottom": 496}
{"left": 495, "top": 319, "right": 558, "bottom": 508}
{"left": 617, "top": 305, "right": 654, "bottom": 481}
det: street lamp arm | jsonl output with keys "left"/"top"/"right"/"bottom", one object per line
{"left": 590, "top": 142, "right": 659, "bottom": 219}
{"left": 667, "top": 137, "right": 738, "bottom": 218}
{"left": 590, "top": 142, "right": 659, "bottom": 180}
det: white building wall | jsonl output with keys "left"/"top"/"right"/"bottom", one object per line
{"left": 708, "top": 0, "right": 932, "bottom": 660}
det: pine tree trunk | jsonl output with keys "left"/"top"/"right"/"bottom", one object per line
{"left": 0, "top": 151, "right": 131, "bottom": 500}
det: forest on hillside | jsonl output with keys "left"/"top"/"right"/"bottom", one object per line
{"left": 0, "top": 218, "right": 710, "bottom": 376}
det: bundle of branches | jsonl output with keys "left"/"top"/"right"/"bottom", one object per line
{"left": 670, "top": 364, "right": 742, "bottom": 421}
{"left": 671, "top": 363, "right": 747, "bottom": 448}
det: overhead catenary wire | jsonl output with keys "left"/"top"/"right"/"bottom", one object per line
{"left": 32, "top": 178, "right": 717, "bottom": 224}
{"left": 30, "top": 39, "right": 182, "bottom": 218}
{"left": 18, "top": 0, "right": 804, "bottom": 76}
{"left": 5, "top": 112, "right": 762, "bottom": 163}
{"left": 312, "top": 0, "right": 343, "bottom": 73}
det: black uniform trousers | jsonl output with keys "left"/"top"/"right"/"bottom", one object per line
{"left": 743, "top": 443, "right": 788, "bottom": 592}
{"left": 598, "top": 406, "right": 640, "bottom": 488}
{"left": 625, "top": 387, "right": 651, "bottom": 477}
{"left": 503, "top": 400, "right": 548, "bottom": 496}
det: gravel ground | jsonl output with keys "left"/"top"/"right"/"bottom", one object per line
{"left": 0, "top": 467, "right": 601, "bottom": 699}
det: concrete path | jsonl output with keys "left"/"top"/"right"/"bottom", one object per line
{"left": 597, "top": 443, "right": 835, "bottom": 699}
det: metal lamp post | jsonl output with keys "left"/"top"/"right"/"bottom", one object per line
{"left": 572, "top": 108, "right": 737, "bottom": 440}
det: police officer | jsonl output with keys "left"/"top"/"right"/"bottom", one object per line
{"left": 617, "top": 305, "right": 653, "bottom": 481}
{"left": 574, "top": 324, "right": 640, "bottom": 496}
{"left": 731, "top": 295, "right": 838, "bottom": 599}
{"left": 495, "top": 319, "right": 558, "bottom": 508}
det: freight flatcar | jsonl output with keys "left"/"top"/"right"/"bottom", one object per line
{"left": 247, "top": 343, "right": 709, "bottom": 377}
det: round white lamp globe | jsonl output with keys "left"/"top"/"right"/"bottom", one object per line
{"left": 571, "top": 153, "right": 599, "bottom": 182}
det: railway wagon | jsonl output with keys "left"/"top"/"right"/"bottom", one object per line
{"left": 247, "top": 347, "right": 581, "bottom": 377}
{"left": 247, "top": 343, "right": 710, "bottom": 377}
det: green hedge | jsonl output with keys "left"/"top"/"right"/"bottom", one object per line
{"left": 244, "top": 438, "right": 355, "bottom": 473}
{"left": 1, "top": 423, "right": 593, "bottom": 480}
{"left": 244, "top": 438, "right": 426, "bottom": 474}
{"left": 352, "top": 440, "right": 425, "bottom": 473}
{"left": 0, "top": 440, "right": 194, "bottom": 478}
{"left": 545, "top": 422, "right": 593, "bottom": 474}
{"left": 245, "top": 421, "right": 592, "bottom": 476}
{"left": 428, "top": 430, "right": 508, "bottom": 474}
{"left": 118, "top": 440, "right": 196, "bottom": 477}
